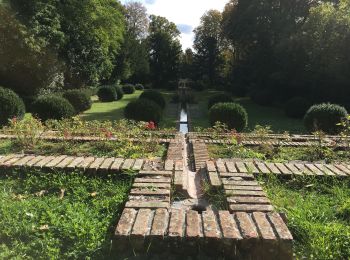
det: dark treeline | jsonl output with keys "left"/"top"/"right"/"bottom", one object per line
{"left": 0, "top": 0, "right": 181, "bottom": 98}
{"left": 182, "top": 0, "right": 350, "bottom": 109}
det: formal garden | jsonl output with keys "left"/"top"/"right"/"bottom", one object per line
{"left": 1, "top": 0, "right": 350, "bottom": 259}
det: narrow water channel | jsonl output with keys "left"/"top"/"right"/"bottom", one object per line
{"left": 179, "top": 103, "right": 189, "bottom": 134}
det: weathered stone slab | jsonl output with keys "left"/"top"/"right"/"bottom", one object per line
{"left": 164, "top": 160, "right": 174, "bottom": 171}
{"left": 252, "top": 212, "right": 276, "bottom": 240}
{"left": 122, "top": 159, "right": 135, "bottom": 170}
{"left": 56, "top": 156, "right": 75, "bottom": 168}
{"left": 256, "top": 163, "right": 271, "bottom": 174}
{"left": 98, "top": 157, "right": 115, "bottom": 173}
{"left": 186, "top": 210, "right": 202, "bottom": 238}
{"left": 202, "top": 210, "right": 221, "bottom": 239}
{"left": 130, "top": 188, "right": 170, "bottom": 196}
{"left": 168, "top": 209, "right": 185, "bottom": 237}
{"left": 125, "top": 201, "right": 169, "bottom": 209}
{"left": 227, "top": 196, "right": 270, "bottom": 204}
{"left": 134, "top": 177, "right": 171, "bottom": 183}
{"left": 265, "top": 163, "right": 281, "bottom": 174}
{"left": 275, "top": 163, "right": 292, "bottom": 175}
{"left": 236, "top": 162, "right": 248, "bottom": 173}
{"left": 138, "top": 170, "right": 172, "bottom": 176}
{"left": 88, "top": 157, "right": 105, "bottom": 172}
{"left": 133, "top": 159, "right": 144, "bottom": 171}
{"left": 110, "top": 158, "right": 124, "bottom": 171}
{"left": 235, "top": 212, "right": 258, "bottom": 239}
{"left": 77, "top": 157, "right": 95, "bottom": 170}
{"left": 225, "top": 161, "right": 238, "bottom": 173}
{"left": 218, "top": 211, "right": 242, "bottom": 239}
{"left": 151, "top": 208, "right": 169, "bottom": 237}
{"left": 133, "top": 183, "right": 171, "bottom": 188}
{"left": 34, "top": 156, "right": 55, "bottom": 168}
{"left": 131, "top": 209, "right": 153, "bottom": 237}
{"left": 222, "top": 180, "right": 259, "bottom": 186}
{"left": 224, "top": 185, "right": 263, "bottom": 191}
{"left": 229, "top": 204, "right": 274, "bottom": 212}
{"left": 115, "top": 208, "right": 137, "bottom": 236}
{"left": 13, "top": 155, "right": 36, "bottom": 167}
{"left": 225, "top": 190, "right": 267, "bottom": 197}
{"left": 216, "top": 161, "right": 227, "bottom": 172}
{"left": 208, "top": 171, "right": 222, "bottom": 187}
{"left": 26, "top": 156, "right": 46, "bottom": 167}
{"left": 66, "top": 157, "right": 85, "bottom": 169}
{"left": 206, "top": 161, "right": 217, "bottom": 172}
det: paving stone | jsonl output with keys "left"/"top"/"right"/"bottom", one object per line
{"left": 66, "top": 157, "right": 85, "bottom": 169}
{"left": 88, "top": 157, "right": 105, "bottom": 172}
{"left": 202, "top": 210, "right": 221, "bottom": 239}
{"left": 168, "top": 209, "right": 185, "bottom": 237}
{"left": 220, "top": 172, "right": 254, "bottom": 179}
{"left": 130, "top": 188, "right": 170, "bottom": 196}
{"left": 295, "top": 163, "right": 313, "bottom": 175}
{"left": 224, "top": 185, "right": 263, "bottom": 191}
{"left": 216, "top": 161, "right": 227, "bottom": 172}
{"left": 236, "top": 162, "right": 248, "bottom": 173}
{"left": 98, "top": 157, "right": 115, "bottom": 173}
{"left": 227, "top": 196, "right": 270, "bottom": 204}
{"left": 252, "top": 212, "right": 276, "bottom": 240}
{"left": 305, "top": 164, "right": 323, "bottom": 176}
{"left": 133, "top": 183, "right": 171, "bottom": 189}
{"left": 334, "top": 164, "right": 350, "bottom": 176}
{"left": 275, "top": 163, "right": 292, "bottom": 175}
{"left": 229, "top": 204, "right": 274, "bottom": 212}
{"left": 56, "top": 156, "right": 76, "bottom": 168}
{"left": 208, "top": 171, "right": 222, "bottom": 187}
{"left": 285, "top": 163, "right": 304, "bottom": 175}
{"left": 265, "top": 163, "right": 281, "bottom": 174}
{"left": 164, "top": 160, "right": 174, "bottom": 171}
{"left": 151, "top": 208, "right": 169, "bottom": 236}
{"left": 122, "top": 159, "right": 135, "bottom": 170}
{"left": 34, "top": 156, "right": 55, "bottom": 168}
{"left": 26, "top": 156, "right": 46, "bottom": 167}
{"left": 186, "top": 210, "right": 202, "bottom": 238}
{"left": 131, "top": 209, "right": 153, "bottom": 237}
{"left": 222, "top": 180, "right": 259, "bottom": 186}
{"left": 77, "top": 157, "right": 96, "bottom": 170}
{"left": 245, "top": 162, "right": 259, "bottom": 174}
{"left": 255, "top": 163, "right": 271, "bottom": 174}
{"left": 110, "top": 158, "right": 124, "bottom": 171}
{"left": 175, "top": 160, "right": 183, "bottom": 171}
{"left": 325, "top": 164, "right": 347, "bottom": 176}
{"left": 174, "top": 171, "right": 183, "bottom": 191}
{"left": 138, "top": 170, "right": 172, "bottom": 176}
{"left": 225, "top": 161, "right": 238, "bottom": 173}
{"left": 235, "top": 212, "right": 259, "bottom": 239}
{"left": 133, "top": 159, "right": 144, "bottom": 171}
{"left": 125, "top": 201, "right": 169, "bottom": 209}
{"left": 13, "top": 155, "right": 36, "bottom": 167}
{"left": 115, "top": 208, "right": 137, "bottom": 236}
{"left": 225, "top": 190, "right": 267, "bottom": 197}
{"left": 268, "top": 213, "right": 293, "bottom": 240}
{"left": 134, "top": 177, "right": 171, "bottom": 183}
{"left": 1, "top": 155, "right": 25, "bottom": 167}
{"left": 218, "top": 211, "right": 242, "bottom": 239}
{"left": 0, "top": 155, "right": 16, "bottom": 164}
{"left": 206, "top": 161, "right": 216, "bottom": 172}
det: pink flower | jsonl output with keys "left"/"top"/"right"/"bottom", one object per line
{"left": 146, "top": 121, "right": 156, "bottom": 130}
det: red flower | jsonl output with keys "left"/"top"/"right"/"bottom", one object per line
{"left": 146, "top": 121, "right": 156, "bottom": 130}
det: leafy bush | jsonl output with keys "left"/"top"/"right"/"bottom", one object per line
{"left": 135, "top": 84, "right": 144, "bottom": 91}
{"left": 63, "top": 89, "right": 92, "bottom": 113}
{"left": 251, "top": 90, "right": 273, "bottom": 106}
{"left": 32, "top": 96, "right": 75, "bottom": 121}
{"left": 208, "top": 93, "right": 233, "bottom": 109}
{"left": 304, "top": 103, "right": 348, "bottom": 134}
{"left": 124, "top": 99, "right": 162, "bottom": 124}
{"left": 285, "top": 97, "right": 311, "bottom": 118}
{"left": 0, "top": 86, "right": 25, "bottom": 126}
{"left": 97, "top": 86, "right": 117, "bottom": 102}
{"left": 209, "top": 102, "right": 248, "bottom": 132}
{"left": 113, "top": 85, "right": 124, "bottom": 101}
{"left": 122, "top": 84, "right": 135, "bottom": 94}
{"left": 139, "top": 90, "right": 166, "bottom": 109}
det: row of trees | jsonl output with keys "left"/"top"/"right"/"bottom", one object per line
{"left": 184, "top": 0, "right": 350, "bottom": 108}
{"left": 0, "top": 0, "right": 182, "bottom": 99}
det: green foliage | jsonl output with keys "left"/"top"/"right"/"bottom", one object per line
{"left": 139, "top": 90, "right": 166, "bottom": 109}
{"left": 251, "top": 90, "right": 273, "bottom": 106}
{"left": 0, "top": 169, "right": 131, "bottom": 259}
{"left": 0, "top": 86, "right": 25, "bottom": 126}
{"left": 113, "top": 85, "right": 124, "bottom": 100}
{"left": 172, "top": 92, "right": 196, "bottom": 104}
{"left": 122, "top": 84, "right": 135, "bottom": 94}
{"left": 285, "top": 97, "right": 311, "bottom": 118}
{"left": 32, "top": 96, "right": 75, "bottom": 121}
{"left": 148, "top": 15, "right": 182, "bottom": 88}
{"left": 97, "top": 86, "right": 117, "bottom": 102}
{"left": 135, "top": 84, "right": 144, "bottom": 91}
{"left": 63, "top": 89, "right": 92, "bottom": 113}
{"left": 304, "top": 103, "right": 348, "bottom": 134}
{"left": 209, "top": 102, "right": 248, "bottom": 131}
{"left": 124, "top": 99, "right": 162, "bottom": 124}
{"left": 207, "top": 93, "right": 233, "bottom": 109}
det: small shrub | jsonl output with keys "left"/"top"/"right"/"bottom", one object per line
{"left": 209, "top": 102, "right": 248, "bottom": 132}
{"left": 113, "top": 85, "right": 124, "bottom": 101}
{"left": 251, "top": 90, "right": 273, "bottom": 106}
{"left": 122, "top": 84, "right": 135, "bottom": 94}
{"left": 32, "top": 96, "right": 75, "bottom": 121}
{"left": 304, "top": 103, "right": 348, "bottom": 134}
{"left": 0, "top": 86, "right": 25, "bottom": 126}
{"left": 124, "top": 99, "right": 162, "bottom": 124}
{"left": 208, "top": 93, "right": 233, "bottom": 109}
{"left": 285, "top": 97, "right": 311, "bottom": 118}
{"left": 135, "top": 84, "right": 144, "bottom": 91}
{"left": 63, "top": 89, "right": 92, "bottom": 113}
{"left": 139, "top": 90, "right": 166, "bottom": 109}
{"left": 97, "top": 86, "right": 117, "bottom": 102}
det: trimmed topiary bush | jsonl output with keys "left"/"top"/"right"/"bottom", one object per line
{"left": 114, "top": 85, "right": 124, "bottom": 101}
{"left": 97, "top": 86, "right": 117, "bottom": 102}
{"left": 0, "top": 87, "right": 25, "bottom": 125}
{"left": 285, "top": 97, "right": 311, "bottom": 118}
{"left": 122, "top": 84, "right": 135, "bottom": 94}
{"left": 63, "top": 89, "right": 92, "bottom": 113}
{"left": 32, "top": 96, "right": 75, "bottom": 121}
{"left": 208, "top": 93, "right": 233, "bottom": 109}
{"left": 304, "top": 103, "right": 348, "bottom": 134}
{"left": 209, "top": 102, "right": 248, "bottom": 132}
{"left": 135, "top": 84, "right": 144, "bottom": 91}
{"left": 139, "top": 90, "right": 166, "bottom": 109}
{"left": 124, "top": 99, "right": 162, "bottom": 124}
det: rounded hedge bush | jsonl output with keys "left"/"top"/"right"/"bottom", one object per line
{"left": 139, "top": 90, "right": 166, "bottom": 109}
{"left": 284, "top": 97, "right": 311, "bottom": 119}
{"left": 0, "top": 87, "right": 25, "bottom": 125}
{"left": 63, "top": 89, "right": 92, "bottom": 113}
{"left": 32, "top": 96, "right": 75, "bottom": 121}
{"left": 122, "top": 84, "right": 135, "bottom": 94}
{"left": 135, "top": 84, "right": 144, "bottom": 91}
{"left": 97, "top": 86, "right": 117, "bottom": 102}
{"left": 114, "top": 85, "right": 124, "bottom": 101}
{"left": 208, "top": 93, "right": 233, "bottom": 109}
{"left": 209, "top": 102, "right": 248, "bottom": 132}
{"left": 124, "top": 99, "right": 162, "bottom": 124}
{"left": 304, "top": 103, "right": 348, "bottom": 134}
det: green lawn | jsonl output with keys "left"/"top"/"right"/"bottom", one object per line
{"left": 0, "top": 169, "right": 131, "bottom": 259}
{"left": 189, "top": 90, "right": 305, "bottom": 133}
{"left": 80, "top": 91, "right": 142, "bottom": 121}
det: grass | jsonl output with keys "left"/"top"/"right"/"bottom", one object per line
{"left": 262, "top": 176, "right": 350, "bottom": 259}
{"left": 189, "top": 90, "right": 305, "bottom": 133}
{"left": 0, "top": 169, "right": 132, "bottom": 259}
{"left": 0, "top": 139, "right": 167, "bottom": 159}
{"left": 80, "top": 91, "right": 142, "bottom": 121}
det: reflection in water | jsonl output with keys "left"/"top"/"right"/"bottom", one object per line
{"left": 179, "top": 104, "right": 188, "bottom": 134}
{"left": 180, "top": 123, "right": 188, "bottom": 134}
{"left": 180, "top": 108, "right": 187, "bottom": 122}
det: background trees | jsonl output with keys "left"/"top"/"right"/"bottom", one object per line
{"left": 148, "top": 15, "right": 182, "bottom": 89}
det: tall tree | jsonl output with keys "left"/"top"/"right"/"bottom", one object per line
{"left": 179, "top": 48, "right": 195, "bottom": 79}
{"left": 193, "top": 10, "right": 225, "bottom": 87}
{"left": 148, "top": 15, "right": 182, "bottom": 88}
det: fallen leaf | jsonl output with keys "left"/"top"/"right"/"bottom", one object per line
{"left": 39, "top": 225, "right": 49, "bottom": 231}
{"left": 90, "top": 192, "right": 98, "bottom": 197}
{"left": 25, "top": 212, "right": 34, "bottom": 218}
{"left": 13, "top": 194, "right": 26, "bottom": 200}
{"left": 35, "top": 190, "right": 48, "bottom": 197}
{"left": 59, "top": 189, "right": 65, "bottom": 200}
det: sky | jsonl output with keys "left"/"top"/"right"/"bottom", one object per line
{"left": 121, "top": 0, "right": 228, "bottom": 50}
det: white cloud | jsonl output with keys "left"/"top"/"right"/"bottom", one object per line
{"left": 121, "top": 0, "right": 228, "bottom": 50}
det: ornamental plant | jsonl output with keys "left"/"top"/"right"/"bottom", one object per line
{"left": 0, "top": 86, "right": 25, "bottom": 126}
